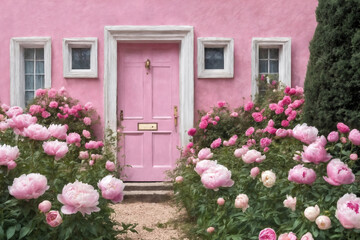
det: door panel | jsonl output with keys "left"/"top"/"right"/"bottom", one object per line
{"left": 118, "top": 43, "right": 180, "bottom": 181}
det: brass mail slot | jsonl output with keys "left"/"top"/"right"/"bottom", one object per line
{"left": 138, "top": 123, "right": 158, "bottom": 131}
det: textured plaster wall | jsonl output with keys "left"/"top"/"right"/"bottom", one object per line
{"left": 0, "top": 0, "right": 318, "bottom": 136}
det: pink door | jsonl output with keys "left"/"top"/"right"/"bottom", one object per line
{"left": 118, "top": 43, "right": 180, "bottom": 181}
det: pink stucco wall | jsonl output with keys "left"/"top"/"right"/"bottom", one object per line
{"left": 0, "top": 0, "right": 318, "bottom": 137}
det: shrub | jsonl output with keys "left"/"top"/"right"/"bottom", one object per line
{"left": 0, "top": 88, "right": 136, "bottom": 240}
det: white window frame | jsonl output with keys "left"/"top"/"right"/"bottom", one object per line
{"left": 10, "top": 37, "right": 51, "bottom": 107}
{"left": 197, "top": 37, "right": 234, "bottom": 78}
{"left": 63, "top": 38, "right": 98, "bottom": 78}
{"left": 251, "top": 37, "right": 291, "bottom": 99}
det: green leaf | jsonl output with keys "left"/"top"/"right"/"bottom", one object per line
{"left": 0, "top": 226, "right": 4, "bottom": 239}
{"left": 19, "top": 226, "right": 31, "bottom": 239}
{"left": 6, "top": 226, "right": 16, "bottom": 240}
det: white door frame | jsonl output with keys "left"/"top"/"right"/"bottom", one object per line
{"left": 104, "top": 25, "right": 194, "bottom": 147}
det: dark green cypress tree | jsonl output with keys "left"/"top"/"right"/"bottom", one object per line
{"left": 303, "top": 0, "right": 360, "bottom": 135}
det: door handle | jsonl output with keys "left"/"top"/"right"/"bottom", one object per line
{"left": 174, "top": 106, "right": 178, "bottom": 131}
{"left": 120, "top": 110, "right": 124, "bottom": 121}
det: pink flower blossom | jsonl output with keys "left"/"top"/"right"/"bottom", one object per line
{"left": 234, "top": 194, "right": 249, "bottom": 212}
{"left": 327, "top": 131, "right": 339, "bottom": 142}
{"left": 207, "top": 227, "right": 215, "bottom": 233}
{"left": 349, "top": 129, "right": 360, "bottom": 145}
{"left": 7, "top": 161, "right": 17, "bottom": 170}
{"left": 66, "top": 132, "right": 81, "bottom": 145}
{"left": 46, "top": 210, "right": 63, "bottom": 227}
{"left": 323, "top": 159, "right": 355, "bottom": 186}
{"left": 89, "top": 160, "right": 94, "bottom": 166}
{"left": 288, "top": 88, "right": 296, "bottom": 95}
{"left": 217, "top": 197, "right": 225, "bottom": 206}
{"left": 276, "top": 128, "right": 288, "bottom": 138}
{"left": 1, "top": 103, "right": 10, "bottom": 112}
{"left": 58, "top": 87, "right": 67, "bottom": 96}
{"left": 260, "top": 137, "right": 272, "bottom": 148}
{"left": 341, "top": 137, "right": 347, "bottom": 143}
{"left": 316, "top": 215, "right": 331, "bottom": 230}
{"left": 49, "top": 101, "right": 58, "bottom": 108}
{"left": 245, "top": 127, "right": 255, "bottom": 136}
{"left": 198, "top": 148, "right": 213, "bottom": 160}
{"left": 48, "top": 124, "right": 68, "bottom": 140}
{"left": 301, "top": 136, "right": 332, "bottom": 164}
{"left": 281, "top": 120, "right": 289, "bottom": 127}
{"left": 242, "top": 149, "right": 266, "bottom": 164}
{"left": 249, "top": 167, "right": 260, "bottom": 179}
{"left": 283, "top": 195, "right": 297, "bottom": 211}
{"left": 201, "top": 164, "right": 234, "bottom": 190}
{"left": 278, "top": 232, "right": 297, "bottom": 240}
{"left": 282, "top": 96, "right": 292, "bottom": 105}
{"left": 105, "top": 161, "right": 116, "bottom": 171}
{"left": 82, "top": 130, "right": 91, "bottom": 139}
{"left": 84, "top": 102, "right": 93, "bottom": 111}
{"left": 275, "top": 106, "right": 284, "bottom": 115}
{"left": 57, "top": 113, "right": 68, "bottom": 119}
{"left": 244, "top": 101, "right": 254, "bottom": 111}
{"left": 304, "top": 205, "right": 320, "bottom": 222}
{"left": 0, "top": 144, "right": 20, "bottom": 167}
{"left": 234, "top": 146, "right": 249, "bottom": 158}
{"left": 41, "top": 111, "right": 51, "bottom": 118}
{"left": 91, "top": 154, "right": 103, "bottom": 160}
{"left": 287, "top": 110, "right": 297, "bottom": 121}
{"left": 301, "top": 232, "right": 314, "bottom": 240}
{"left": 175, "top": 176, "right": 184, "bottom": 183}
{"left": 39, "top": 200, "right": 52, "bottom": 213}
{"left": 8, "top": 114, "right": 37, "bottom": 135}
{"left": 85, "top": 140, "right": 103, "bottom": 149}
{"left": 223, "top": 135, "right": 237, "bottom": 146}
{"left": 98, "top": 175, "right": 125, "bottom": 203}
{"left": 335, "top": 193, "right": 360, "bottom": 229}
{"left": 195, "top": 160, "right": 218, "bottom": 175}
{"left": 79, "top": 151, "right": 89, "bottom": 160}
{"left": 350, "top": 153, "right": 358, "bottom": 161}
{"left": 35, "top": 89, "right": 47, "bottom": 97}
{"left": 261, "top": 74, "right": 265, "bottom": 81}
{"left": 217, "top": 101, "right": 226, "bottom": 108}
{"left": 259, "top": 228, "right": 276, "bottom": 240}
{"left": 292, "top": 123, "right": 318, "bottom": 144}
{"left": 261, "top": 170, "right": 276, "bottom": 188}
{"left": 247, "top": 138, "right": 256, "bottom": 147}
{"left": 43, "top": 140, "right": 69, "bottom": 160}
{"left": 337, "top": 122, "right": 350, "bottom": 133}
{"left": 199, "top": 120, "right": 208, "bottom": 129}
{"left": 295, "top": 86, "right": 304, "bottom": 95}
{"left": 269, "top": 103, "right": 278, "bottom": 111}
{"left": 252, "top": 112, "right": 264, "bottom": 122}
{"left": 6, "top": 106, "right": 23, "bottom": 118}
{"left": 210, "top": 138, "right": 222, "bottom": 149}
{"left": 8, "top": 173, "right": 49, "bottom": 199}
{"left": 47, "top": 88, "right": 57, "bottom": 98}
{"left": 230, "top": 112, "right": 238, "bottom": 117}
{"left": 187, "top": 128, "right": 197, "bottom": 136}
{"left": 0, "top": 121, "right": 10, "bottom": 131}
{"left": 29, "top": 105, "right": 43, "bottom": 115}
{"left": 83, "top": 117, "right": 92, "bottom": 126}
{"left": 288, "top": 165, "right": 317, "bottom": 185}
{"left": 57, "top": 180, "right": 100, "bottom": 215}
{"left": 23, "top": 124, "right": 51, "bottom": 141}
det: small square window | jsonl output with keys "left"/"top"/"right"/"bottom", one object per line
{"left": 63, "top": 38, "right": 97, "bottom": 78}
{"left": 198, "top": 37, "right": 234, "bottom": 78}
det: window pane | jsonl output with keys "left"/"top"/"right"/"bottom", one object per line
{"left": 25, "top": 91, "right": 34, "bottom": 106}
{"left": 270, "top": 49, "right": 279, "bottom": 59}
{"left": 72, "top": 48, "right": 91, "bottom": 69}
{"left": 270, "top": 60, "right": 279, "bottom": 73}
{"left": 259, "top": 60, "right": 268, "bottom": 73}
{"left": 259, "top": 48, "right": 268, "bottom": 59}
{"left": 25, "top": 61, "right": 34, "bottom": 74}
{"left": 36, "top": 61, "right": 44, "bottom": 74}
{"left": 36, "top": 75, "right": 45, "bottom": 89}
{"left": 25, "top": 75, "right": 34, "bottom": 90}
{"left": 24, "top": 49, "right": 34, "bottom": 59}
{"left": 36, "top": 48, "right": 44, "bottom": 60}
{"left": 204, "top": 48, "right": 224, "bottom": 69}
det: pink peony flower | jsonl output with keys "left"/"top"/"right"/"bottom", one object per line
{"left": 217, "top": 197, "right": 225, "bottom": 206}
{"left": 1, "top": 103, "right": 10, "bottom": 112}
{"left": 97, "top": 175, "right": 125, "bottom": 203}
{"left": 250, "top": 167, "right": 260, "bottom": 179}
{"left": 187, "top": 128, "right": 197, "bottom": 136}
{"left": 89, "top": 160, "right": 94, "bottom": 166}
{"left": 38, "top": 200, "right": 52, "bottom": 213}
{"left": 0, "top": 121, "right": 10, "bottom": 131}
{"left": 260, "top": 137, "right": 272, "bottom": 148}
{"left": 43, "top": 140, "right": 69, "bottom": 160}
{"left": 278, "top": 232, "right": 297, "bottom": 240}
{"left": 301, "top": 136, "right": 332, "bottom": 164}
{"left": 35, "top": 88, "right": 47, "bottom": 97}
{"left": 349, "top": 129, "right": 360, "bottom": 145}
{"left": 214, "top": 116, "right": 220, "bottom": 121}
{"left": 242, "top": 149, "right": 266, "bottom": 164}
{"left": 244, "top": 101, "right": 254, "bottom": 111}
{"left": 323, "top": 159, "right": 355, "bottom": 186}
{"left": 327, "top": 131, "right": 339, "bottom": 142}
{"left": 207, "top": 227, "right": 215, "bottom": 233}
{"left": 230, "top": 112, "right": 238, "bottom": 117}
{"left": 292, "top": 123, "right": 318, "bottom": 144}
{"left": 8, "top": 114, "right": 37, "bottom": 135}
{"left": 0, "top": 144, "right": 20, "bottom": 167}
{"left": 199, "top": 120, "right": 208, "bottom": 129}
{"left": 57, "top": 180, "right": 100, "bottom": 215}
{"left": 263, "top": 147, "right": 270, "bottom": 152}
{"left": 201, "top": 164, "right": 234, "bottom": 190}
{"left": 245, "top": 127, "right": 255, "bottom": 136}
{"left": 58, "top": 87, "right": 67, "bottom": 96}
{"left": 269, "top": 103, "right": 278, "bottom": 111}
{"left": 82, "top": 130, "right": 91, "bottom": 139}
{"left": 48, "top": 124, "right": 68, "bottom": 140}
{"left": 252, "top": 112, "right": 264, "bottom": 122}
{"left": 337, "top": 122, "right": 350, "bottom": 133}
{"left": 304, "top": 205, "right": 320, "bottom": 222}
{"left": 335, "top": 193, "right": 360, "bottom": 229}
{"left": 47, "top": 88, "right": 57, "bottom": 98}
{"left": 23, "top": 124, "right": 51, "bottom": 141}
{"left": 276, "top": 128, "right": 288, "bottom": 138}
{"left": 29, "top": 105, "right": 43, "bottom": 115}
{"left": 315, "top": 215, "right": 331, "bottom": 230}
{"left": 8, "top": 173, "right": 49, "bottom": 199}
{"left": 295, "top": 86, "right": 304, "bottom": 95}
{"left": 195, "top": 160, "right": 218, "bottom": 175}
{"left": 281, "top": 120, "right": 289, "bottom": 127}
{"left": 217, "top": 101, "right": 226, "bottom": 108}
{"left": 223, "top": 135, "right": 237, "bottom": 146}
{"left": 350, "top": 153, "right": 358, "bottom": 161}
{"left": 175, "top": 176, "right": 184, "bottom": 183}
{"left": 85, "top": 140, "right": 103, "bottom": 149}
{"left": 7, "top": 161, "right": 17, "bottom": 170}
{"left": 83, "top": 117, "right": 92, "bottom": 126}
{"left": 261, "top": 170, "right": 276, "bottom": 188}
{"left": 288, "top": 165, "right": 317, "bottom": 185}
{"left": 282, "top": 96, "right": 292, "bottom": 105}
{"left": 341, "top": 137, "right": 347, "bottom": 143}
{"left": 49, "top": 101, "right": 59, "bottom": 108}
{"left": 6, "top": 106, "right": 23, "bottom": 118}
{"left": 301, "top": 232, "right": 314, "bottom": 240}
{"left": 41, "top": 111, "right": 51, "bottom": 118}
{"left": 91, "top": 154, "right": 103, "bottom": 160}
{"left": 275, "top": 106, "right": 284, "bottom": 115}
{"left": 198, "top": 148, "right": 213, "bottom": 160}
{"left": 46, "top": 210, "right": 63, "bottom": 227}
{"left": 234, "top": 194, "right": 249, "bottom": 212}
{"left": 259, "top": 228, "right": 276, "bottom": 240}
{"left": 283, "top": 195, "right": 297, "bottom": 211}
{"left": 105, "top": 161, "right": 116, "bottom": 171}
{"left": 234, "top": 146, "right": 249, "bottom": 158}
{"left": 84, "top": 102, "right": 93, "bottom": 111}
{"left": 66, "top": 132, "right": 81, "bottom": 145}
{"left": 79, "top": 151, "right": 89, "bottom": 160}
{"left": 186, "top": 142, "right": 193, "bottom": 149}
{"left": 210, "top": 138, "right": 222, "bottom": 149}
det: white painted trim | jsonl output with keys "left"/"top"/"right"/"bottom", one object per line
{"left": 197, "top": 37, "right": 234, "bottom": 78}
{"left": 63, "top": 38, "right": 98, "bottom": 78}
{"left": 10, "top": 37, "right": 51, "bottom": 107}
{"left": 251, "top": 37, "right": 291, "bottom": 99}
{"left": 104, "top": 25, "right": 194, "bottom": 147}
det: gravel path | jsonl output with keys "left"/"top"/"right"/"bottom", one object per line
{"left": 112, "top": 201, "right": 188, "bottom": 240}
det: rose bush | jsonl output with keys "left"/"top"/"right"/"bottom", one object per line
{"left": 172, "top": 84, "right": 360, "bottom": 239}
{"left": 0, "top": 88, "right": 135, "bottom": 240}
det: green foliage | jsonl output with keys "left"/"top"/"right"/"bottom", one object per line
{"left": 303, "top": 0, "right": 360, "bottom": 135}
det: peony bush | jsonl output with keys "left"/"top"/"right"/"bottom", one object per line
{"left": 0, "top": 88, "right": 135, "bottom": 240}
{"left": 172, "top": 82, "right": 360, "bottom": 239}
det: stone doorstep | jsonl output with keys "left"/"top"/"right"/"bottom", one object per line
{"left": 123, "top": 190, "right": 174, "bottom": 203}
{"left": 124, "top": 182, "right": 173, "bottom": 191}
